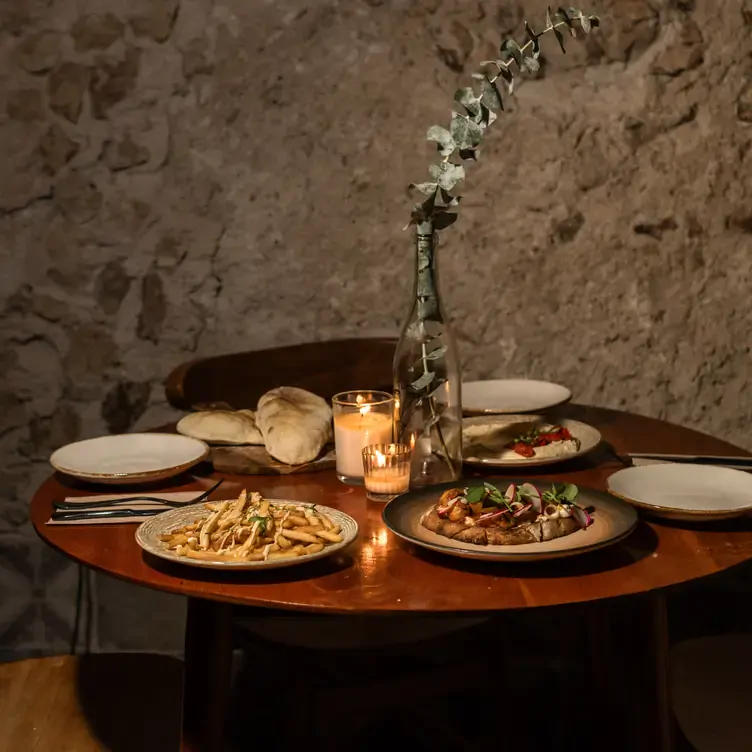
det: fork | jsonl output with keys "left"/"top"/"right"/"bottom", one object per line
{"left": 52, "top": 479, "right": 224, "bottom": 511}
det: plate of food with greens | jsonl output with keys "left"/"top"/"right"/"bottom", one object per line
{"left": 382, "top": 479, "right": 637, "bottom": 562}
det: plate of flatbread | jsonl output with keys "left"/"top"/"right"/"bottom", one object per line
{"left": 177, "top": 387, "right": 335, "bottom": 474}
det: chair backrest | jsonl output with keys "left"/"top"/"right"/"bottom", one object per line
{"left": 164, "top": 338, "right": 397, "bottom": 411}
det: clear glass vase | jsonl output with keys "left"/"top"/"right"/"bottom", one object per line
{"left": 393, "top": 227, "right": 462, "bottom": 487}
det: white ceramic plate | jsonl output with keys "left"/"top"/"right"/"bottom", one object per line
{"left": 462, "top": 379, "right": 572, "bottom": 415}
{"left": 462, "top": 414, "right": 601, "bottom": 468}
{"left": 383, "top": 479, "right": 637, "bottom": 562}
{"left": 50, "top": 433, "right": 210, "bottom": 485}
{"left": 136, "top": 500, "right": 358, "bottom": 570}
{"left": 607, "top": 464, "right": 752, "bottom": 521}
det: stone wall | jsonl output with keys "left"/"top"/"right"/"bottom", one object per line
{"left": 1, "top": 0, "right": 750, "bottom": 656}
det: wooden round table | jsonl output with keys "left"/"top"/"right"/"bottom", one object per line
{"left": 31, "top": 404, "right": 752, "bottom": 752}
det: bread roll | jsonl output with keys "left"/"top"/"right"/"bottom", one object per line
{"left": 256, "top": 387, "right": 332, "bottom": 465}
{"left": 176, "top": 409, "right": 263, "bottom": 445}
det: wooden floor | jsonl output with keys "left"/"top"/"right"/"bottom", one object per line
{"left": 0, "top": 654, "right": 182, "bottom": 752}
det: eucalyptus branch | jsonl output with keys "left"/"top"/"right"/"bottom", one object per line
{"left": 406, "top": 6, "right": 600, "bottom": 231}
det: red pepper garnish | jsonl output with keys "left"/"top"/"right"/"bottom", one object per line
{"left": 510, "top": 442, "right": 536, "bottom": 458}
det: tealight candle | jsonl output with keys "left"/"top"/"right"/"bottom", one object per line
{"left": 362, "top": 443, "right": 411, "bottom": 502}
{"left": 332, "top": 391, "right": 394, "bottom": 484}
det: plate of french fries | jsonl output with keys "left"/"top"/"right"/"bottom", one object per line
{"left": 135, "top": 489, "right": 358, "bottom": 570}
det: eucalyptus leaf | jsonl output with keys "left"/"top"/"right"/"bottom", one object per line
{"left": 423, "top": 345, "right": 448, "bottom": 361}
{"left": 432, "top": 211, "right": 459, "bottom": 229}
{"left": 500, "top": 38, "right": 524, "bottom": 67}
{"left": 427, "top": 125, "right": 456, "bottom": 157}
{"left": 454, "top": 87, "right": 481, "bottom": 117}
{"left": 481, "top": 76, "right": 503, "bottom": 111}
{"left": 580, "top": 14, "right": 591, "bottom": 33}
{"left": 556, "top": 7, "right": 576, "bottom": 35}
{"left": 498, "top": 66, "right": 515, "bottom": 95}
{"left": 429, "top": 162, "right": 465, "bottom": 191}
{"left": 525, "top": 21, "right": 538, "bottom": 42}
{"left": 409, "top": 181, "right": 439, "bottom": 196}
{"left": 439, "top": 188, "right": 461, "bottom": 207}
{"left": 410, "top": 370, "right": 435, "bottom": 392}
{"left": 450, "top": 112, "right": 484, "bottom": 150}
{"left": 520, "top": 56, "right": 540, "bottom": 73}
{"left": 553, "top": 25, "right": 566, "bottom": 53}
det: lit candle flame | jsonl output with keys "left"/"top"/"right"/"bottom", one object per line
{"left": 375, "top": 449, "right": 386, "bottom": 468}
{"left": 409, "top": 434, "right": 416, "bottom": 450}
{"left": 359, "top": 403, "right": 371, "bottom": 417}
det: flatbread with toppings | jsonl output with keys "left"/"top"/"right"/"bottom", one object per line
{"left": 420, "top": 481, "right": 593, "bottom": 546}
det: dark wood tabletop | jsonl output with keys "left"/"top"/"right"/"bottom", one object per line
{"left": 30, "top": 404, "right": 752, "bottom": 615}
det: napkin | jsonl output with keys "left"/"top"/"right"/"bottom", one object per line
{"left": 46, "top": 491, "right": 204, "bottom": 526}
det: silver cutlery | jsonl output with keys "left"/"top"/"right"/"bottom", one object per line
{"left": 624, "top": 453, "right": 752, "bottom": 470}
{"left": 52, "top": 479, "right": 224, "bottom": 511}
{"left": 51, "top": 508, "right": 165, "bottom": 522}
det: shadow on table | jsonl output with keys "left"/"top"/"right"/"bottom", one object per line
{"left": 141, "top": 547, "right": 356, "bottom": 585}
{"left": 399, "top": 520, "right": 659, "bottom": 579}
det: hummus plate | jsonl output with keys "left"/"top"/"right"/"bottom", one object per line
{"left": 462, "top": 414, "right": 601, "bottom": 468}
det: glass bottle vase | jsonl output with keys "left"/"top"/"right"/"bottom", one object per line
{"left": 393, "top": 226, "right": 462, "bottom": 487}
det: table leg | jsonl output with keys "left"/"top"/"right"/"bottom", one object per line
{"left": 181, "top": 598, "right": 233, "bottom": 752}
{"left": 586, "top": 593, "right": 673, "bottom": 752}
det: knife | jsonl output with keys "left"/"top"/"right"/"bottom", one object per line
{"left": 51, "top": 508, "right": 165, "bottom": 522}
{"left": 625, "top": 453, "right": 752, "bottom": 470}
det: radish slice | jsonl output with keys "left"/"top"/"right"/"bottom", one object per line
{"left": 518, "top": 483, "right": 543, "bottom": 514}
{"left": 478, "top": 510, "right": 505, "bottom": 523}
{"left": 504, "top": 483, "right": 517, "bottom": 504}
{"left": 570, "top": 504, "right": 592, "bottom": 528}
{"left": 512, "top": 502, "right": 533, "bottom": 518}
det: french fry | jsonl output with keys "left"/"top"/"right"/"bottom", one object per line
{"left": 304, "top": 509, "right": 319, "bottom": 526}
{"left": 314, "top": 529, "right": 343, "bottom": 543}
{"left": 267, "top": 550, "right": 300, "bottom": 560}
{"left": 280, "top": 528, "right": 319, "bottom": 544}
{"left": 285, "top": 515, "right": 309, "bottom": 528}
{"left": 166, "top": 534, "right": 189, "bottom": 549}
{"left": 295, "top": 525, "right": 323, "bottom": 535}
{"left": 276, "top": 533, "right": 292, "bottom": 549}
{"left": 304, "top": 542, "right": 324, "bottom": 554}
{"left": 186, "top": 550, "right": 249, "bottom": 562}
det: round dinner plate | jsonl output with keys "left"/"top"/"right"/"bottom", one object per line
{"left": 383, "top": 478, "right": 637, "bottom": 562}
{"left": 462, "top": 379, "right": 572, "bottom": 415}
{"left": 50, "top": 433, "right": 210, "bottom": 485}
{"left": 462, "top": 414, "right": 601, "bottom": 468}
{"left": 607, "top": 464, "right": 752, "bottom": 521}
{"left": 136, "top": 500, "right": 358, "bottom": 570}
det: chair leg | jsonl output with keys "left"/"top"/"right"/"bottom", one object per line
{"left": 181, "top": 598, "right": 233, "bottom": 752}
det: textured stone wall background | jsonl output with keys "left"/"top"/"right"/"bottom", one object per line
{"left": 1, "top": 0, "right": 751, "bottom": 657}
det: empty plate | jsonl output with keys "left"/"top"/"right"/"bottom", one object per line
{"left": 462, "top": 379, "right": 572, "bottom": 414}
{"left": 50, "top": 433, "right": 210, "bottom": 485}
{"left": 607, "top": 464, "right": 752, "bottom": 521}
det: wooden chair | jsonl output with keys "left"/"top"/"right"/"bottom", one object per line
{"left": 165, "top": 337, "right": 397, "bottom": 411}
{"left": 0, "top": 654, "right": 182, "bottom": 751}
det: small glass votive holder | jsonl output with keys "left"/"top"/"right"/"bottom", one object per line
{"left": 332, "top": 391, "right": 394, "bottom": 485}
{"left": 361, "top": 443, "right": 412, "bottom": 502}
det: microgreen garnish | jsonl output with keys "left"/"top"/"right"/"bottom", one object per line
{"left": 542, "top": 483, "right": 579, "bottom": 504}
{"left": 247, "top": 515, "right": 268, "bottom": 535}
{"left": 465, "top": 482, "right": 514, "bottom": 511}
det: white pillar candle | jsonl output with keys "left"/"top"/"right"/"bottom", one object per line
{"left": 334, "top": 409, "right": 393, "bottom": 479}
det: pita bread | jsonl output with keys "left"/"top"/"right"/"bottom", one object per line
{"left": 177, "top": 409, "right": 264, "bottom": 445}
{"left": 256, "top": 387, "right": 332, "bottom": 465}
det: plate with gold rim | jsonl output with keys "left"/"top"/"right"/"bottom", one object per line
{"left": 50, "top": 433, "right": 210, "bottom": 485}
{"left": 607, "top": 464, "right": 752, "bottom": 521}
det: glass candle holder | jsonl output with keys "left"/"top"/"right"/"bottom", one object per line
{"left": 332, "top": 391, "right": 394, "bottom": 485}
{"left": 361, "top": 443, "right": 411, "bottom": 502}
